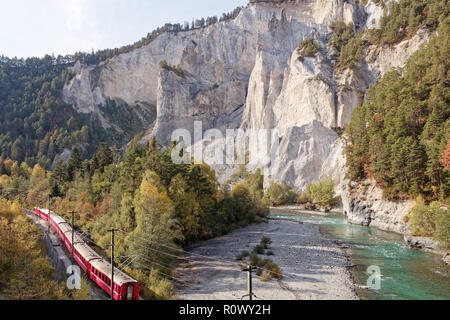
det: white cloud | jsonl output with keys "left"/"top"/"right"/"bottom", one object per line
{"left": 53, "top": 0, "right": 103, "bottom": 53}
{"left": 62, "top": 0, "right": 88, "bottom": 31}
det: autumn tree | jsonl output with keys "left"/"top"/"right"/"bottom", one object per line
{"left": 126, "top": 174, "right": 182, "bottom": 270}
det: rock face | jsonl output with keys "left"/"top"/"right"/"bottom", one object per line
{"left": 63, "top": 1, "right": 433, "bottom": 232}
{"left": 267, "top": 121, "right": 338, "bottom": 191}
{"left": 64, "top": 0, "right": 364, "bottom": 144}
{"left": 342, "top": 179, "right": 415, "bottom": 234}
{"left": 404, "top": 235, "right": 441, "bottom": 252}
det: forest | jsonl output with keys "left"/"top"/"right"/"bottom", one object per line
{"left": 0, "top": 3, "right": 248, "bottom": 170}
{"left": 345, "top": 1, "right": 450, "bottom": 247}
{"left": 0, "top": 55, "right": 111, "bottom": 169}
{"left": 0, "top": 138, "right": 269, "bottom": 299}
{"left": 1, "top": 0, "right": 449, "bottom": 299}
{"left": 346, "top": 15, "right": 449, "bottom": 202}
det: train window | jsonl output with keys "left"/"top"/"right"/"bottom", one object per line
{"left": 127, "top": 286, "right": 133, "bottom": 300}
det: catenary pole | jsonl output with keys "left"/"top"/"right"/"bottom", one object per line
{"left": 108, "top": 229, "right": 119, "bottom": 300}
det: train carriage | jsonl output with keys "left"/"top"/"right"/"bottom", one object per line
{"left": 50, "top": 214, "right": 68, "bottom": 241}
{"left": 73, "top": 242, "right": 101, "bottom": 273}
{"left": 34, "top": 207, "right": 49, "bottom": 221}
{"left": 90, "top": 259, "right": 140, "bottom": 300}
{"left": 32, "top": 207, "right": 140, "bottom": 300}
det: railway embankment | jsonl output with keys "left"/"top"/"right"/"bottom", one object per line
{"left": 25, "top": 210, "right": 72, "bottom": 281}
{"left": 24, "top": 209, "right": 109, "bottom": 300}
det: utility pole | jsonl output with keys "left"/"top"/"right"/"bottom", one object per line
{"left": 48, "top": 195, "right": 51, "bottom": 234}
{"left": 241, "top": 265, "right": 256, "bottom": 301}
{"left": 107, "top": 228, "right": 119, "bottom": 300}
{"left": 70, "top": 211, "right": 77, "bottom": 264}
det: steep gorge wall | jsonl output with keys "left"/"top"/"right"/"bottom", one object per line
{"left": 63, "top": 0, "right": 433, "bottom": 232}
{"left": 64, "top": 0, "right": 362, "bottom": 142}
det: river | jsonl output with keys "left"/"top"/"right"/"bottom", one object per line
{"left": 269, "top": 211, "right": 450, "bottom": 300}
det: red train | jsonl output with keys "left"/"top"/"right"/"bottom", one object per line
{"left": 33, "top": 207, "right": 140, "bottom": 300}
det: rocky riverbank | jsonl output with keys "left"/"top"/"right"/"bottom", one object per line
{"left": 174, "top": 220, "right": 358, "bottom": 300}
{"left": 404, "top": 236, "right": 450, "bottom": 266}
{"left": 273, "top": 203, "right": 450, "bottom": 266}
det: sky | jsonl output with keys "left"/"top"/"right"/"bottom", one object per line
{"left": 0, "top": 0, "right": 248, "bottom": 58}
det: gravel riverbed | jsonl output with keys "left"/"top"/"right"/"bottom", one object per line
{"left": 175, "top": 220, "right": 358, "bottom": 300}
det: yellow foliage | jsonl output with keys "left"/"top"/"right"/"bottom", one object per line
{"left": 31, "top": 164, "right": 46, "bottom": 178}
{"left": 0, "top": 205, "right": 69, "bottom": 300}
{"left": 0, "top": 198, "right": 22, "bottom": 220}
{"left": 0, "top": 175, "right": 12, "bottom": 188}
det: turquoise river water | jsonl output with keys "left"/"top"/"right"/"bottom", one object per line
{"left": 269, "top": 211, "right": 450, "bottom": 300}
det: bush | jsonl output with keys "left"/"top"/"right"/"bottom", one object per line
{"left": 159, "top": 60, "right": 185, "bottom": 77}
{"left": 298, "top": 178, "right": 339, "bottom": 207}
{"left": 148, "top": 269, "right": 176, "bottom": 300}
{"left": 297, "top": 38, "right": 321, "bottom": 60}
{"left": 253, "top": 244, "right": 265, "bottom": 255}
{"left": 260, "top": 271, "right": 271, "bottom": 282}
{"left": 329, "top": 21, "right": 355, "bottom": 57}
{"left": 266, "top": 182, "right": 297, "bottom": 206}
{"left": 250, "top": 253, "right": 261, "bottom": 267}
{"left": 410, "top": 201, "right": 449, "bottom": 249}
{"left": 435, "top": 207, "right": 450, "bottom": 249}
{"left": 232, "top": 182, "right": 256, "bottom": 223}
{"left": 410, "top": 202, "right": 438, "bottom": 237}
{"left": 236, "top": 250, "right": 250, "bottom": 261}
{"left": 260, "top": 259, "right": 283, "bottom": 280}
{"left": 238, "top": 237, "right": 282, "bottom": 281}
{"left": 260, "top": 237, "right": 272, "bottom": 249}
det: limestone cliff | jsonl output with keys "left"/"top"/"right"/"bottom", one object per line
{"left": 62, "top": 0, "right": 434, "bottom": 233}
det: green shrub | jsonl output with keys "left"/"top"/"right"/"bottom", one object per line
{"left": 329, "top": 21, "right": 355, "bottom": 57}
{"left": 298, "top": 178, "right": 339, "bottom": 207}
{"left": 253, "top": 244, "right": 265, "bottom": 255}
{"left": 239, "top": 237, "right": 282, "bottom": 281}
{"left": 410, "top": 202, "right": 438, "bottom": 237}
{"left": 410, "top": 201, "right": 450, "bottom": 248}
{"left": 297, "top": 38, "right": 321, "bottom": 60}
{"left": 250, "top": 253, "right": 261, "bottom": 266}
{"left": 148, "top": 268, "right": 176, "bottom": 300}
{"left": 435, "top": 207, "right": 450, "bottom": 249}
{"left": 260, "top": 236, "right": 272, "bottom": 249}
{"left": 236, "top": 250, "right": 250, "bottom": 261}
{"left": 159, "top": 60, "right": 185, "bottom": 77}
{"left": 265, "top": 182, "right": 297, "bottom": 206}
